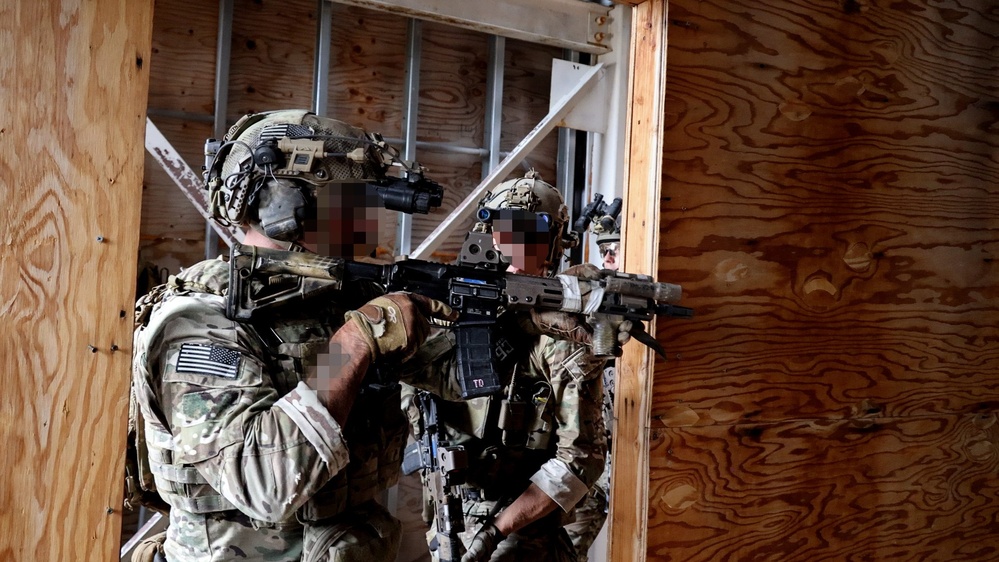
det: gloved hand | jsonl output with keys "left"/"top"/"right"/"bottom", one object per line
{"left": 522, "top": 311, "right": 633, "bottom": 354}
{"left": 461, "top": 523, "right": 505, "bottom": 562}
{"left": 521, "top": 309, "right": 593, "bottom": 345}
{"left": 562, "top": 262, "right": 602, "bottom": 280}
{"left": 561, "top": 263, "right": 633, "bottom": 353}
{"left": 344, "top": 292, "right": 457, "bottom": 362}
{"left": 520, "top": 263, "right": 634, "bottom": 353}
{"left": 518, "top": 263, "right": 599, "bottom": 345}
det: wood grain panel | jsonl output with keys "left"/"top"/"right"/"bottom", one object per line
{"left": 142, "top": 0, "right": 218, "bottom": 272}
{"left": 648, "top": 0, "right": 999, "bottom": 560}
{"left": 648, "top": 415, "right": 999, "bottom": 561}
{"left": 609, "top": 2, "right": 667, "bottom": 561}
{"left": 0, "top": 2, "right": 152, "bottom": 560}
{"left": 147, "top": 0, "right": 218, "bottom": 115}
{"left": 324, "top": 4, "right": 408, "bottom": 134}
{"left": 228, "top": 0, "right": 317, "bottom": 118}
{"left": 501, "top": 37, "right": 561, "bottom": 183}
{"left": 652, "top": 0, "right": 999, "bottom": 422}
{"left": 409, "top": 151, "right": 484, "bottom": 257}
{"left": 418, "top": 21, "right": 489, "bottom": 144}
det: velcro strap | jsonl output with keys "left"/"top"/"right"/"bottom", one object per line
{"left": 159, "top": 490, "right": 236, "bottom": 514}
{"left": 150, "top": 462, "right": 210, "bottom": 485}
{"left": 146, "top": 444, "right": 173, "bottom": 465}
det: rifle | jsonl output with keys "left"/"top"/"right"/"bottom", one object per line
{"left": 226, "top": 232, "right": 693, "bottom": 399}
{"left": 401, "top": 391, "right": 467, "bottom": 561}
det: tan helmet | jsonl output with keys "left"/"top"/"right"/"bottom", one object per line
{"left": 204, "top": 109, "right": 399, "bottom": 242}
{"left": 592, "top": 212, "right": 621, "bottom": 247}
{"left": 476, "top": 170, "right": 578, "bottom": 275}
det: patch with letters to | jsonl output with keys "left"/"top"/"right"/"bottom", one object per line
{"left": 176, "top": 343, "right": 242, "bottom": 379}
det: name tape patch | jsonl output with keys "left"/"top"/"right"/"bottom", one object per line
{"left": 176, "top": 343, "right": 242, "bottom": 379}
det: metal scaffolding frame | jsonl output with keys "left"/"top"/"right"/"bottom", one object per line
{"left": 204, "top": 0, "right": 234, "bottom": 258}
{"left": 482, "top": 34, "right": 505, "bottom": 178}
{"left": 313, "top": 0, "right": 334, "bottom": 114}
{"left": 330, "top": 0, "right": 611, "bottom": 54}
{"left": 395, "top": 18, "right": 422, "bottom": 256}
{"left": 147, "top": 0, "right": 624, "bottom": 261}
{"left": 411, "top": 62, "right": 607, "bottom": 259}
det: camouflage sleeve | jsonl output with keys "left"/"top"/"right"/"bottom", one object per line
{"left": 149, "top": 294, "right": 349, "bottom": 523}
{"left": 526, "top": 336, "right": 608, "bottom": 512}
{"left": 395, "top": 328, "right": 465, "bottom": 401}
{"left": 399, "top": 382, "right": 422, "bottom": 438}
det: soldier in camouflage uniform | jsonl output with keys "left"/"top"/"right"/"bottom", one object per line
{"left": 131, "top": 110, "right": 455, "bottom": 562}
{"left": 401, "top": 172, "right": 609, "bottom": 562}
{"left": 563, "top": 204, "right": 620, "bottom": 561}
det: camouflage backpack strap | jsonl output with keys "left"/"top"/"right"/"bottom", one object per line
{"left": 124, "top": 382, "right": 171, "bottom": 514}
{"left": 135, "top": 283, "right": 170, "bottom": 330}
{"left": 133, "top": 258, "right": 229, "bottom": 329}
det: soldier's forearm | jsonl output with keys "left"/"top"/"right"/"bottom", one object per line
{"left": 493, "top": 483, "right": 559, "bottom": 537}
{"left": 305, "top": 323, "right": 373, "bottom": 426}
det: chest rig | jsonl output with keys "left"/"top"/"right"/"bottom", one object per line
{"left": 439, "top": 323, "right": 593, "bottom": 497}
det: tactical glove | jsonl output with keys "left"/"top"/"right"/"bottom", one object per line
{"left": 344, "top": 292, "right": 456, "bottom": 362}
{"left": 521, "top": 309, "right": 593, "bottom": 345}
{"left": 521, "top": 263, "right": 633, "bottom": 352}
{"left": 461, "top": 523, "right": 505, "bottom": 562}
{"left": 562, "top": 262, "right": 603, "bottom": 281}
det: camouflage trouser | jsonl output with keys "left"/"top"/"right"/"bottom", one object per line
{"left": 427, "top": 498, "right": 575, "bottom": 562}
{"left": 303, "top": 500, "right": 402, "bottom": 562}
{"left": 564, "top": 459, "right": 609, "bottom": 562}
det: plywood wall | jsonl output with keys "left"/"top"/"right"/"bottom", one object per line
{"left": 143, "top": 0, "right": 562, "bottom": 271}
{"left": 0, "top": 2, "right": 153, "bottom": 560}
{"left": 650, "top": 0, "right": 999, "bottom": 560}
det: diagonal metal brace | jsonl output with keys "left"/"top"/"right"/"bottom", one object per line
{"left": 410, "top": 62, "right": 606, "bottom": 260}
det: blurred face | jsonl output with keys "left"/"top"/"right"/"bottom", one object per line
{"left": 301, "top": 182, "right": 380, "bottom": 258}
{"left": 490, "top": 209, "right": 552, "bottom": 275}
{"left": 600, "top": 242, "right": 619, "bottom": 271}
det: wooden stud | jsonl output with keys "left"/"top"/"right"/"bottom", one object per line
{"left": 608, "top": 1, "right": 667, "bottom": 561}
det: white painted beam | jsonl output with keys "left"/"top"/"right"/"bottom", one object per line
{"left": 119, "top": 512, "right": 168, "bottom": 562}
{"left": 330, "top": 0, "right": 611, "bottom": 54}
{"left": 144, "top": 118, "right": 243, "bottom": 247}
{"left": 410, "top": 62, "right": 606, "bottom": 259}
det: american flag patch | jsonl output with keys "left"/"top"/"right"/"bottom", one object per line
{"left": 176, "top": 344, "right": 241, "bottom": 379}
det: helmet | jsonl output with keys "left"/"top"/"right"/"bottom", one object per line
{"left": 204, "top": 109, "right": 398, "bottom": 242}
{"left": 476, "top": 170, "right": 578, "bottom": 275}
{"left": 592, "top": 211, "right": 621, "bottom": 247}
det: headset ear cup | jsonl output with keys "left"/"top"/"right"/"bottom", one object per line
{"left": 256, "top": 179, "right": 308, "bottom": 242}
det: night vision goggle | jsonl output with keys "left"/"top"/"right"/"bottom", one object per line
{"left": 476, "top": 208, "right": 553, "bottom": 232}
{"left": 205, "top": 128, "right": 444, "bottom": 221}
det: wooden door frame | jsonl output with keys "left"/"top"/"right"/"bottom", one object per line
{"left": 608, "top": 1, "right": 666, "bottom": 561}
